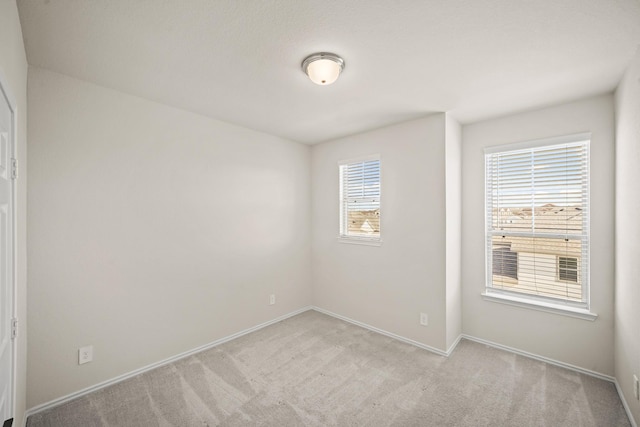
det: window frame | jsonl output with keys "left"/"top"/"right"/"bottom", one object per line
{"left": 338, "top": 154, "right": 382, "bottom": 246}
{"left": 482, "top": 133, "right": 596, "bottom": 320}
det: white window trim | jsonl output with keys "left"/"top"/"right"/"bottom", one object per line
{"left": 338, "top": 154, "right": 381, "bottom": 245}
{"left": 481, "top": 291, "right": 598, "bottom": 321}
{"left": 337, "top": 235, "right": 383, "bottom": 246}
{"left": 484, "top": 132, "right": 591, "bottom": 154}
{"left": 337, "top": 153, "right": 381, "bottom": 166}
{"left": 484, "top": 133, "right": 593, "bottom": 317}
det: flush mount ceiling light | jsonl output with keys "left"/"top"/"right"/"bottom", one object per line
{"left": 301, "top": 52, "right": 345, "bottom": 85}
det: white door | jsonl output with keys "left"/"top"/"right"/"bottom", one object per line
{"left": 0, "top": 77, "right": 15, "bottom": 426}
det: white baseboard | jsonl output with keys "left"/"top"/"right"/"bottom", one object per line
{"left": 460, "top": 334, "right": 635, "bottom": 425}
{"left": 461, "top": 334, "right": 614, "bottom": 382}
{"left": 24, "top": 306, "right": 635, "bottom": 427}
{"left": 318, "top": 315, "right": 634, "bottom": 426}
{"left": 446, "top": 333, "right": 463, "bottom": 355}
{"left": 311, "top": 306, "right": 451, "bottom": 357}
{"left": 615, "top": 379, "right": 638, "bottom": 427}
{"left": 307, "top": 309, "right": 615, "bottom": 384}
{"left": 24, "top": 306, "right": 313, "bottom": 420}
{"left": 461, "top": 335, "right": 637, "bottom": 425}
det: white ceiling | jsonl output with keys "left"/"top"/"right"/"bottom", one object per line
{"left": 17, "top": 0, "right": 640, "bottom": 144}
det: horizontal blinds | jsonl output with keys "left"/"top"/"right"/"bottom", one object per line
{"left": 485, "top": 140, "right": 589, "bottom": 304}
{"left": 341, "top": 158, "right": 380, "bottom": 238}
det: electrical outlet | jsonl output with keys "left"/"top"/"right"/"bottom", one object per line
{"left": 269, "top": 294, "right": 276, "bottom": 305}
{"left": 79, "top": 345, "right": 93, "bottom": 365}
{"left": 420, "top": 313, "right": 428, "bottom": 326}
{"left": 634, "top": 375, "right": 639, "bottom": 400}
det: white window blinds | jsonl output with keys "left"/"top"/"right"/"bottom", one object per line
{"left": 339, "top": 157, "right": 381, "bottom": 240}
{"left": 485, "top": 135, "right": 589, "bottom": 306}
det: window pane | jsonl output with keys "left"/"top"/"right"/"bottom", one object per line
{"left": 558, "top": 257, "right": 578, "bottom": 283}
{"left": 485, "top": 138, "right": 589, "bottom": 306}
{"left": 341, "top": 158, "right": 381, "bottom": 238}
{"left": 490, "top": 235, "right": 583, "bottom": 302}
{"left": 346, "top": 208, "right": 380, "bottom": 236}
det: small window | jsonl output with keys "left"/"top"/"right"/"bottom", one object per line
{"left": 492, "top": 242, "right": 518, "bottom": 280}
{"left": 558, "top": 257, "right": 578, "bottom": 283}
{"left": 484, "top": 134, "right": 590, "bottom": 308}
{"left": 339, "top": 156, "right": 381, "bottom": 242}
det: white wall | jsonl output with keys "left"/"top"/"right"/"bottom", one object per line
{"left": 445, "top": 115, "right": 462, "bottom": 350}
{"left": 26, "top": 68, "right": 312, "bottom": 407}
{"left": 0, "top": 1, "right": 28, "bottom": 425}
{"left": 615, "top": 48, "right": 640, "bottom": 423}
{"left": 311, "top": 115, "right": 452, "bottom": 352}
{"left": 20, "top": 44, "right": 631, "bottom": 419}
{"left": 462, "top": 94, "right": 615, "bottom": 375}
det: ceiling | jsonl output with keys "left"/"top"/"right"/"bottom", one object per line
{"left": 17, "top": 0, "right": 640, "bottom": 144}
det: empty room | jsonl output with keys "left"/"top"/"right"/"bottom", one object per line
{"left": 1, "top": 0, "right": 640, "bottom": 425}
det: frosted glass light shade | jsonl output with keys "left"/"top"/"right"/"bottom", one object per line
{"left": 302, "top": 53, "right": 345, "bottom": 85}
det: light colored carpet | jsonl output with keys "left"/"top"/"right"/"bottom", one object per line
{"left": 27, "top": 310, "right": 630, "bottom": 426}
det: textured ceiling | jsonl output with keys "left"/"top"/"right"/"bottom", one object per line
{"left": 17, "top": 0, "right": 640, "bottom": 144}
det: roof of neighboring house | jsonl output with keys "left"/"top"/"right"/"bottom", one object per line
{"left": 493, "top": 204, "right": 583, "bottom": 257}
{"left": 494, "top": 203, "right": 584, "bottom": 234}
{"left": 347, "top": 209, "right": 380, "bottom": 235}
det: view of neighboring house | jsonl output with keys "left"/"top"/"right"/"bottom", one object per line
{"left": 491, "top": 203, "right": 584, "bottom": 302}
{"left": 346, "top": 209, "right": 380, "bottom": 237}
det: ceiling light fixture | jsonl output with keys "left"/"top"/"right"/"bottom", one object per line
{"left": 301, "top": 52, "right": 345, "bottom": 85}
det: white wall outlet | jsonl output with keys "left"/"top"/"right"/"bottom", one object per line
{"left": 269, "top": 294, "right": 276, "bottom": 305}
{"left": 420, "top": 313, "right": 428, "bottom": 326}
{"left": 634, "top": 374, "right": 639, "bottom": 400}
{"left": 79, "top": 345, "right": 93, "bottom": 365}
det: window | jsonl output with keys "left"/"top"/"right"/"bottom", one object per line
{"left": 558, "top": 256, "right": 578, "bottom": 283}
{"left": 485, "top": 134, "right": 589, "bottom": 308}
{"left": 492, "top": 243, "right": 518, "bottom": 280}
{"left": 339, "top": 156, "right": 381, "bottom": 242}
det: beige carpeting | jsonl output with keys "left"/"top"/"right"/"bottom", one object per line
{"left": 27, "top": 310, "right": 630, "bottom": 426}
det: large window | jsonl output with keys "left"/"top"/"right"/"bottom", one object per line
{"left": 485, "top": 134, "right": 589, "bottom": 308}
{"left": 339, "top": 156, "right": 381, "bottom": 242}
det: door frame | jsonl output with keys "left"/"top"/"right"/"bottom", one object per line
{"left": 0, "top": 68, "right": 18, "bottom": 425}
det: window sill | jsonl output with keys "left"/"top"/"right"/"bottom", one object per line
{"left": 481, "top": 292, "right": 598, "bottom": 321}
{"left": 337, "top": 236, "right": 382, "bottom": 247}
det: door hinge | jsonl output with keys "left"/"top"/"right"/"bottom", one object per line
{"left": 11, "top": 158, "right": 17, "bottom": 180}
{"left": 11, "top": 318, "right": 18, "bottom": 339}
